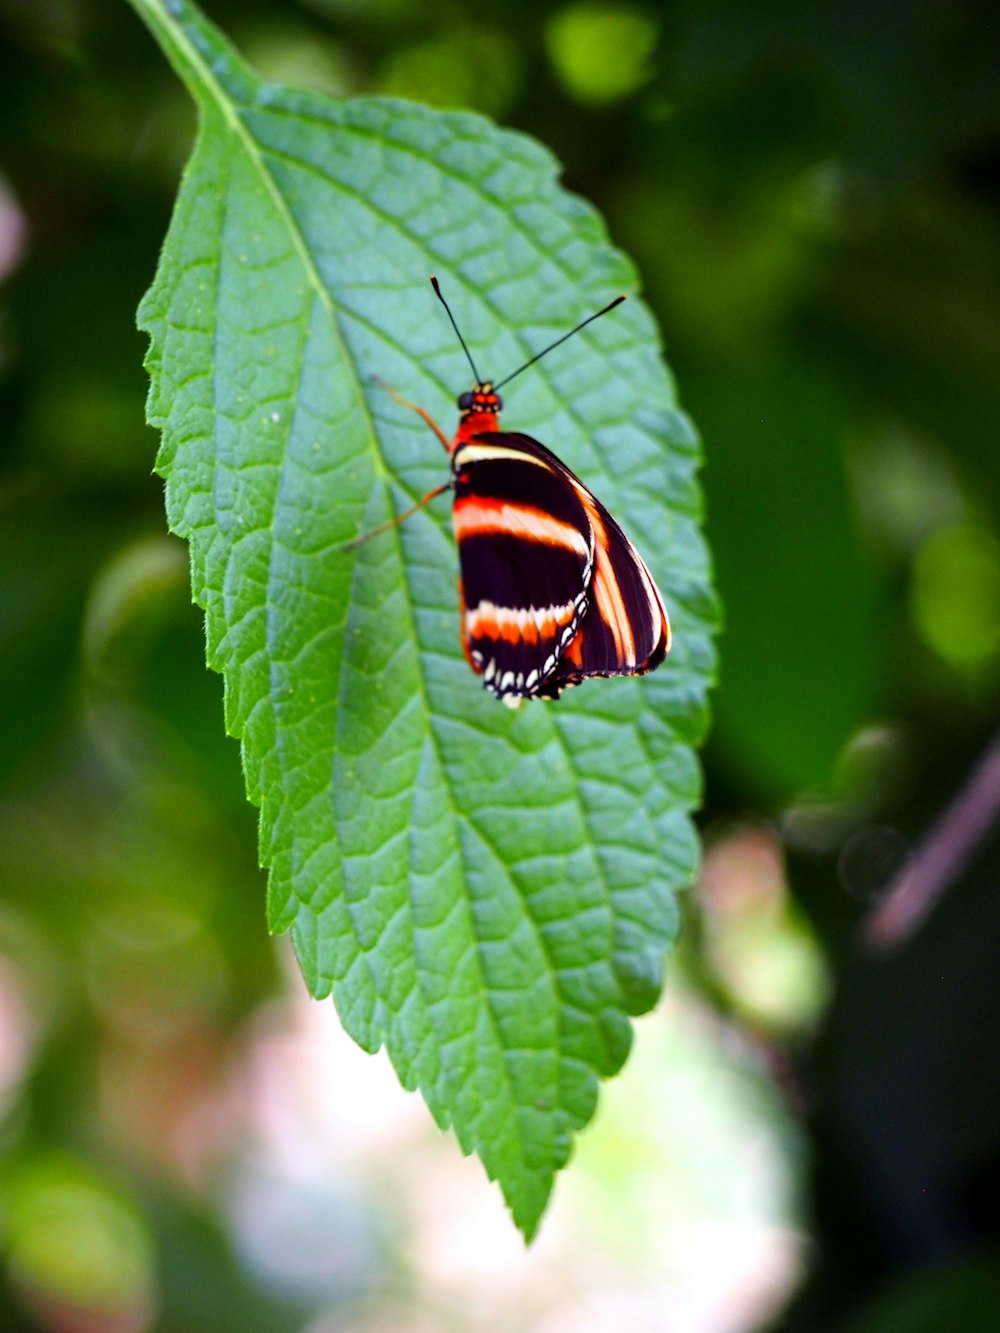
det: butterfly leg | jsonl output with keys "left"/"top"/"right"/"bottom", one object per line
{"left": 344, "top": 481, "right": 452, "bottom": 551}
{"left": 371, "top": 375, "right": 451, "bottom": 453}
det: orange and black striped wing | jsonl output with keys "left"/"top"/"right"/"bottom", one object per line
{"left": 487, "top": 433, "right": 670, "bottom": 695}
{"left": 543, "top": 481, "right": 670, "bottom": 697}
{"left": 451, "top": 430, "right": 670, "bottom": 702}
{"left": 451, "top": 433, "right": 595, "bottom": 701}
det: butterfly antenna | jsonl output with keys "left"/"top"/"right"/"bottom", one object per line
{"left": 430, "top": 276, "right": 482, "bottom": 384}
{"left": 494, "top": 294, "right": 627, "bottom": 391}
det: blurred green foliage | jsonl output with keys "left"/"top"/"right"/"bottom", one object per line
{"left": 1, "top": 0, "right": 999, "bottom": 1327}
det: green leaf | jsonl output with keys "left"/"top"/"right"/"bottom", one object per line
{"left": 130, "top": 0, "right": 716, "bottom": 1238}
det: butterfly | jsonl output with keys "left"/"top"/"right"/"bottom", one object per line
{"left": 352, "top": 277, "right": 670, "bottom": 708}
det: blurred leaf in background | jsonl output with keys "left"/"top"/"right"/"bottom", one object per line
{"left": 1, "top": 0, "right": 999, "bottom": 1328}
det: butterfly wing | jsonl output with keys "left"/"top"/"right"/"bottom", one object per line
{"left": 451, "top": 432, "right": 594, "bottom": 701}
{"left": 452, "top": 430, "right": 670, "bottom": 702}
{"left": 543, "top": 482, "right": 671, "bottom": 697}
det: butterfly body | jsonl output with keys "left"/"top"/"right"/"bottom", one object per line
{"left": 447, "top": 380, "right": 670, "bottom": 707}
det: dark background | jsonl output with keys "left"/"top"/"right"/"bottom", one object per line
{"left": 1, "top": 0, "right": 999, "bottom": 1328}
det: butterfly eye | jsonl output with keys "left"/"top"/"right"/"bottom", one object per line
{"left": 492, "top": 393, "right": 503, "bottom": 410}
{"left": 458, "top": 391, "right": 475, "bottom": 410}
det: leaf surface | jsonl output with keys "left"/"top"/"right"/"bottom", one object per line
{"left": 132, "top": 0, "right": 717, "bottom": 1237}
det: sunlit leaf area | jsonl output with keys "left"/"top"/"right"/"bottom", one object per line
{"left": 2, "top": 0, "right": 1000, "bottom": 1328}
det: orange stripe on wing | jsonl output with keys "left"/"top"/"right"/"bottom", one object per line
{"left": 570, "top": 478, "right": 671, "bottom": 671}
{"left": 453, "top": 496, "right": 590, "bottom": 557}
{"left": 563, "top": 629, "right": 585, "bottom": 666}
{"left": 466, "top": 600, "right": 577, "bottom": 646}
{"left": 587, "top": 507, "right": 636, "bottom": 666}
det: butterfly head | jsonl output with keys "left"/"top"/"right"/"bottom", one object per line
{"left": 458, "top": 383, "right": 503, "bottom": 420}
